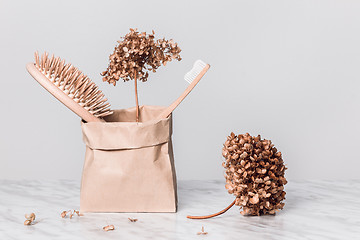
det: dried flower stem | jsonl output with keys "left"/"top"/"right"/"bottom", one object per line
{"left": 187, "top": 200, "right": 236, "bottom": 219}
{"left": 134, "top": 72, "right": 139, "bottom": 122}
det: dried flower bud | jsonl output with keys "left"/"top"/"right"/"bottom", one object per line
{"left": 103, "top": 225, "right": 115, "bottom": 231}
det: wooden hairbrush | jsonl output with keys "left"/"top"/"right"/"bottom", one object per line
{"left": 26, "top": 51, "right": 113, "bottom": 122}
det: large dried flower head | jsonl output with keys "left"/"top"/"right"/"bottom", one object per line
{"left": 222, "top": 133, "right": 287, "bottom": 216}
{"left": 101, "top": 28, "right": 181, "bottom": 85}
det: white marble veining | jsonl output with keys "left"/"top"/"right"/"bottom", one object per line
{"left": 0, "top": 180, "right": 359, "bottom": 240}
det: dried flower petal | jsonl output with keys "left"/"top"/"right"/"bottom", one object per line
{"left": 128, "top": 218, "right": 138, "bottom": 222}
{"left": 249, "top": 194, "right": 259, "bottom": 204}
{"left": 103, "top": 225, "right": 115, "bottom": 231}
{"left": 61, "top": 211, "right": 67, "bottom": 218}
{"left": 25, "top": 213, "right": 35, "bottom": 221}
{"left": 24, "top": 220, "right": 32, "bottom": 225}
{"left": 60, "top": 210, "right": 80, "bottom": 219}
{"left": 24, "top": 213, "right": 36, "bottom": 225}
{"left": 197, "top": 226, "right": 208, "bottom": 235}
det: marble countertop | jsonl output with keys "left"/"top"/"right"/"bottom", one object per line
{"left": 0, "top": 180, "right": 359, "bottom": 240}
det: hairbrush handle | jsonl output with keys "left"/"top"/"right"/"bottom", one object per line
{"left": 157, "top": 63, "right": 210, "bottom": 119}
{"left": 26, "top": 63, "right": 103, "bottom": 122}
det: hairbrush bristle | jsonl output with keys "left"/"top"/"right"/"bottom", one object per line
{"left": 34, "top": 51, "right": 113, "bottom": 118}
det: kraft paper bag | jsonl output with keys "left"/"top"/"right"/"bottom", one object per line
{"left": 80, "top": 105, "right": 177, "bottom": 212}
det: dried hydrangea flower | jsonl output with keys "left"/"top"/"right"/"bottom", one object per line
{"left": 223, "top": 133, "right": 287, "bottom": 216}
{"left": 187, "top": 133, "right": 287, "bottom": 219}
{"left": 101, "top": 28, "right": 181, "bottom": 122}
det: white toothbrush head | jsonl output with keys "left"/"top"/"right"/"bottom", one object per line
{"left": 184, "top": 60, "right": 210, "bottom": 84}
{"left": 156, "top": 59, "right": 210, "bottom": 119}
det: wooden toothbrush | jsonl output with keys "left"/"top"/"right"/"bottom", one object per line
{"left": 26, "top": 51, "right": 113, "bottom": 122}
{"left": 157, "top": 60, "right": 210, "bottom": 119}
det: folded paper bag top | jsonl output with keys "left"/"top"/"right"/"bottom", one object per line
{"left": 81, "top": 106, "right": 171, "bottom": 150}
{"left": 80, "top": 105, "right": 177, "bottom": 213}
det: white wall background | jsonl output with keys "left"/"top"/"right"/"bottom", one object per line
{"left": 0, "top": 0, "right": 359, "bottom": 181}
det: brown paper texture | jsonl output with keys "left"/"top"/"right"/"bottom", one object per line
{"left": 80, "top": 105, "right": 177, "bottom": 212}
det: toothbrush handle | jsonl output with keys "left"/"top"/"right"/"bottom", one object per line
{"left": 157, "top": 64, "right": 210, "bottom": 119}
